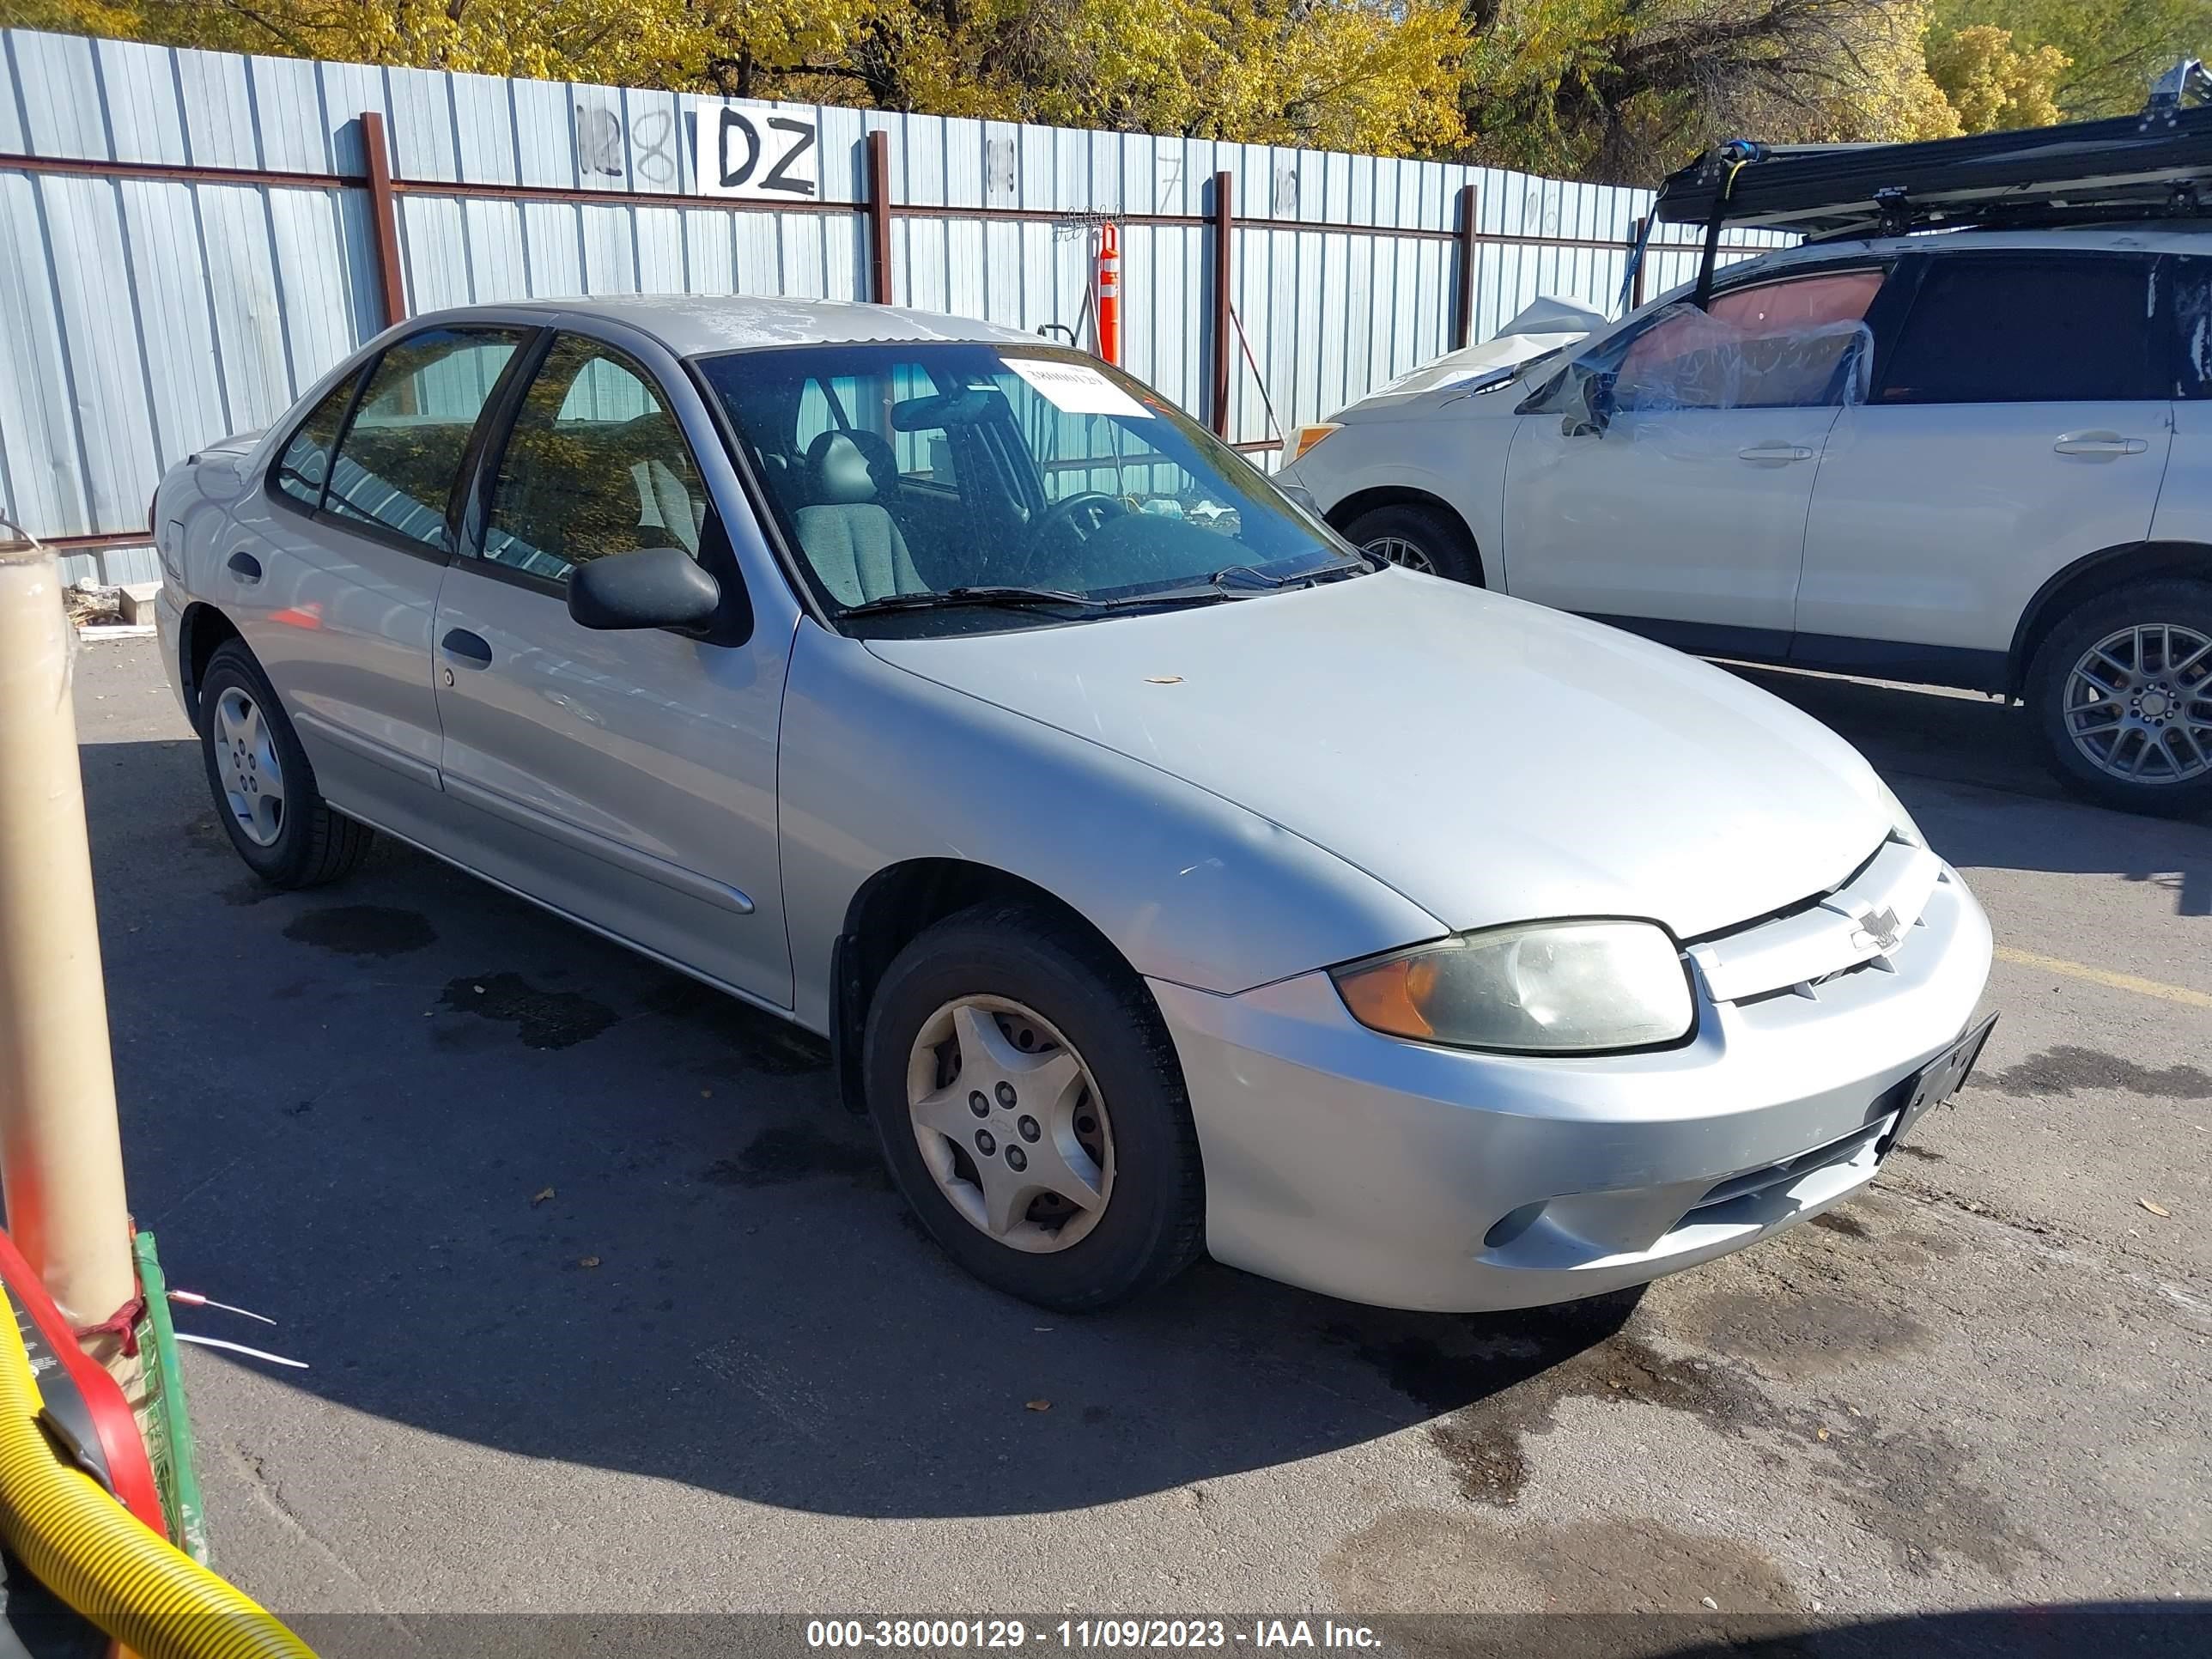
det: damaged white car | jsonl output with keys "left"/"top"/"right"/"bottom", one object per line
{"left": 1284, "top": 112, "right": 2212, "bottom": 816}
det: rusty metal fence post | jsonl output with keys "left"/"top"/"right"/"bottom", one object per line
{"left": 360, "top": 112, "right": 407, "bottom": 328}
{"left": 1455, "top": 184, "right": 1480, "bottom": 349}
{"left": 1210, "top": 171, "right": 1233, "bottom": 437}
{"left": 866, "top": 131, "right": 894, "bottom": 305}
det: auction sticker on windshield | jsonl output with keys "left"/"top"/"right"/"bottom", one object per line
{"left": 1007, "top": 357, "right": 1153, "bottom": 417}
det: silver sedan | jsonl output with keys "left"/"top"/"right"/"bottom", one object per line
{"left": 152, "top": 296, "right": 1994, "bottom": 1312}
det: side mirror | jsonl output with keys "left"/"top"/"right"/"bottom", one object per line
{"left": 1560, "top": 369, "right": 1617, "bottom": 438}
{"left": 568, "top": 547, "right": 721, "bottom": 632}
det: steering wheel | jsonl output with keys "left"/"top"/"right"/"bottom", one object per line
{"left": 1030, "top": 490, "right": 1130, "bottom": 556}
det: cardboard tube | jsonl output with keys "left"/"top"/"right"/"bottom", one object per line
{"left": 0, "top": 535, "right": 135, "bottom": 1336}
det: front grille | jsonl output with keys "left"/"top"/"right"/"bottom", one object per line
{"left": 1686, "top": 835, "right": 1943, "bottom": 1006}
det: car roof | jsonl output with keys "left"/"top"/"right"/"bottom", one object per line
{"left": 410, "top": 294, "right": 1041, "bottom": 357}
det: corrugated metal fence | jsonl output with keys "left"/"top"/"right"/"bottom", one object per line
{"left": 0, "top": 27, "right": 1787, "bottom": 584}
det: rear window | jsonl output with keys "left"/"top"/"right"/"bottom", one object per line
{"left": 1877, "top": 257, "right": 2163, "bottom": 404}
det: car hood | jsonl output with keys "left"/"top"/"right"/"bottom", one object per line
{"left": 865, "top": 573, "right": 1892, "bottom": 945}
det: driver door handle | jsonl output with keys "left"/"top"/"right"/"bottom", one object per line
{"left": 2054, "top": 432, "right": 2148, "bottom": 456}
{"left": 441, "top": 628, "right": 492, "bottom": 669}
{"left": 1738, "top": 443, "right": 1815, "bottom": 464}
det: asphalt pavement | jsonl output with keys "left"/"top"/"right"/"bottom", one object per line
{"left": 61, "top": 637, "right": 2211, "bottom": 1650}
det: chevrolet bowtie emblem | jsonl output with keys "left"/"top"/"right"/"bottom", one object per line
{"left": 1855, "top": 905, "right": 1903, "bottom": 953}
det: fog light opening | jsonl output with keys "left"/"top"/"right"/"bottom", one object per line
{"left": 1483, "top": 1201, "right": 1547, "bottom": 1250}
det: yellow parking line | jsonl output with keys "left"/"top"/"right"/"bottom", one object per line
{"left": 1994, "top": 945, "right": 2212, "bottom": 1011}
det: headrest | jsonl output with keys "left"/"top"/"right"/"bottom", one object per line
{"left": 807, "top": 428, "right": 896, "bottom": 505}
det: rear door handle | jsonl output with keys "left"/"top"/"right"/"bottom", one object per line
{"left": 1738, "top": 443, "right": 1815, "bottom": 464}
{"left": 2053, "top": 432, "right": 2148, "bottom": 456}
{"left": 226, "top": 550, "right": 262, "bottom": 584}
{"left": 440, "top": 628, "right": 492, "bottom": 668}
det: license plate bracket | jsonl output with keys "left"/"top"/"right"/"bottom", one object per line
{"left": 1878, "top": 1012, "right": 1997, "bottom": 1159}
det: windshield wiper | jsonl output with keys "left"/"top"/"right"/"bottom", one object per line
{"left": 1210, "top": 558, "right": 1368, "bottom": 592}
{"left": 840, "top": 585, "right": 1101, "bottom": 618}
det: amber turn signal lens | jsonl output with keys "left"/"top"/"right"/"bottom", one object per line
{"left": 1334, "top": 954, "right": 1439, "bottom": 1040}
{"left": 1290, "top": 423, "right": 1341, "bottom": 462}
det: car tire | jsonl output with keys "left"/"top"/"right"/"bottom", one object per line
{"left": 196, "top": 640, "right": 375, "bottom": 886}
{"left": 862, "top": 902, "right": 1206, "bottom": 1311}
{"left": 2026, "top": 578, "right": 2212, "bottom": 817}
{"left": 1340, "top": 501, "right": 1482, "bottom": 586}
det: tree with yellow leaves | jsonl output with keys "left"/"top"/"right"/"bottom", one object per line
{"left": 3, "top": 0, "right": 2199, "bottom": 180}
{"left": 1924, "top": 23, "right": 2068, "bottom": 131}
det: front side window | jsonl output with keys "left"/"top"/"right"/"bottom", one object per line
{"left": 696, "top": 343, "right": 1353, "bottom": 618}
{"left": 481, "top": 334, "right": 710, "bottom": 583}
{"left": 1609, "top": 269, "right": 1884, "bottom": 412}
{"left": 270, "top": 369, "right": 363, "bottom": 510}
{"left": 1877, "top": 256, "right": 2162, "bottom": 404}
{"left": 324, "top": 328, "right": 523, "bottom": 550}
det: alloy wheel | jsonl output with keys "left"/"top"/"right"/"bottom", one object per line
{"left": 905, "top": 995, "right": 1115, "bottom": 1253}
{"left": 2062, "top": 623, "right": 2212, "bottom": 786}
{"left": 212, "top": 686, "right": 287, "bottom": 847}
{"left": 1363, "top": 535, "right": 1436, "bottom": 574}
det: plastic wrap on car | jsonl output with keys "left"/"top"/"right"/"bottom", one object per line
{"left": 1611, "top": 303, "right": 1874, "bottom": 422}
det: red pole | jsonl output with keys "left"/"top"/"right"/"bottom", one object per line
{"left": 361, "top": 112, "right": 407, "bottom": 328}
{"left": 1210, "top": 173, "right": 1232, "bottom": 437}
{"left": 866, "top": 131, "right": 894, "bottom": 306}
{"left": 1094, "top": 222, "right": 1121, "bottom": 365}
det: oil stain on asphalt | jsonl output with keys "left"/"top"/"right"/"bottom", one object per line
{"left": 1324, "top": 1246, "right": 2029, "bottom": 1576}
{"left": 1990, "top": 1044, "right": 2212, "bottom": 1100}
{"left": 1322, "top": 1507, "right": 1804, "bottom": 1615}
{"left": 285, "top": 905, "right": 438, "bottom": 957}
{"left": 435, "top": 972, "right": 620, "bottom": 1050}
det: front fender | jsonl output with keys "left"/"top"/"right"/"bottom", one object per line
{"left": 776, "top": 626, "right": 1445, "bottom": 1030}
{"left": 1282, "top": 407, "right": 1518, "bottom": 568}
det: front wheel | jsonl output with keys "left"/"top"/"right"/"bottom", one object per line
{"left": 1339, "top": 501, "right": 1482, "bottom": 586}
{"left": 2026, "top": 579, "right": 2212, "bottom": 817}
{"left": 861, "top": 902, "right": 1205, "bottom": 1311}
{"left": 196, "top": 640, "right": 375, "bottom": 885}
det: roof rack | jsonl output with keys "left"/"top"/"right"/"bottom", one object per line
{"left": 1641, "top": 58, "right": 2212, "bottom": 310}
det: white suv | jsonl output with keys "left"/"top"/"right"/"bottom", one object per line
{"left": 1280, "top": 224, "right": 2212, "bottom": 816}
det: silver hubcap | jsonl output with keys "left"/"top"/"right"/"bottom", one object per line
{"left": 1363, "top": 535, "right": 1435, "bottom": 574}
{"left": 906, "top": 996, "right": 1114, "bottom": 1254}
{"left": 212, "top": 686, "right": 287, "bottom": 847}
{"left": 2063, "top": 623, "right": 2212, "bottom": 786}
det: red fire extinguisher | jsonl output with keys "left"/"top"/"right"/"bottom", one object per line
{"left": 1094, "top": 222, "right": 1121, "bottom": 366}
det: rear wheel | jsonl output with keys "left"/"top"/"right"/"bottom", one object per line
{"left": 2026, "top": 579, "right": 2212, "bottom": 817}
{"left": 862, "top": 902, "right": 1205, "bottom": 1311}
{"left": 1340, "top": 501, "right": 1482, "bottom": 586}
{"left": 196, "top": 641, "right": 375, "bottom": 885}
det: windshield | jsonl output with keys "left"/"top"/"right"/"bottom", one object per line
{"left": 693, "top": 343, "right": 1358, "bottom": 623}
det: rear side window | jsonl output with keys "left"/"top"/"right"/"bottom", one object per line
{"left": 270, "top": 372, "right": 362, "bottom": 510}
{"left": 1878, "top": 257, "right": 2162, "bottom": 404}
{"left": 323, "top": 328, "right": 523, "bottom": 550}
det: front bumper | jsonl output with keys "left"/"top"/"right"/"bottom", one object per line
{"left": 1152, "top": 863, "right": 1992, "bottom": 1312}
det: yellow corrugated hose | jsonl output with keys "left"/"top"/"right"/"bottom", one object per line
{"left": 0, "top": 1304, "right": 315, "bottom": 1659}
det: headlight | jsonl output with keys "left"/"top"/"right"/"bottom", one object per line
{"left": 1289, "top": 422, "right": 1341, "bottom": 461}
{"left": 1332, "top": 920, "right": 1694, "bottom": 1054}
{"left": 1871, "top": 776, "right": 1923, "bottom": 847}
